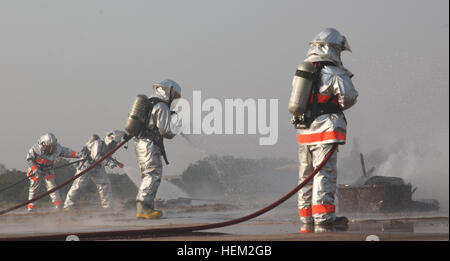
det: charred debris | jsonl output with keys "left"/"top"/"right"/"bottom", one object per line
{"left": 337, "top": 152, "right": 440, "bottom": 213}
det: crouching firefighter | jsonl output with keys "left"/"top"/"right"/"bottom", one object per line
{"left": 26, "top": 133, "right": 81, "bottom": 212}
{"left": 124, "top": 79, "right": 182, "bottom": 219}
{"left": 288, "top": 28, "right": 358, "bottom": 226}
{"left": 63, "top": 131, "right": 125, "bottom": 210}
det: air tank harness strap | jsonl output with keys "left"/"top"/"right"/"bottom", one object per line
{"left": 295, "top": 69, "right": 316, "bottom": 80}
{"left": 137, "top": 97, "right": 170, "bottom": 165}
{"left": 145, "top": 127, "right": 169, "bottom": 165}
{"left": 300, "top": 62, "right": 344, "bottom": 128}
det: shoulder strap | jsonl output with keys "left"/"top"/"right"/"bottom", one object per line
{"left": 148, "top": 97, "right": 167, "bottom": 107}
{"left": 142, "top": 97, "right": 170, "bottom": 165}
{"left": 145, "top": 97, "right": 168, "bottom": 130}
{"left": 310, "top": 61, "right": 338, "bottom": 119}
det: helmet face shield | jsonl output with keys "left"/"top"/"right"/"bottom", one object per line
{"left": 39, "top": 133, "right": 58, "bottom": 155}
{"left": 42, "top": 144, "right": 56, "bottom": 154}
{"left": 152, "top": 79, "right": 182, "bottom": 101}
{"left": 172, "top": 89, "right": 181, "bottom": 99}
{"left": 341, "top": 36, "right": 351, "bottom": 52}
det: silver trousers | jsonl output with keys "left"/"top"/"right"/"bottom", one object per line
{"left": 134, "top": 139, "right": 163, "bottom": 210}
{"left": 298, "top": 143, "right": 338, "bottom": 224}
{"left": 64, "top": 165, "right": 113, "bottom": 209}
{"left": 27, "top": 170, "right": 62, "bottom": 210}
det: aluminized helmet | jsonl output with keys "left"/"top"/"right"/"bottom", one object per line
{"left": 152, "top": 79, "right": 182, "bottom": 100}
{"left": 310, "top": 28, "right": 351, "bottom": 52}
{"left": 38, "top": 133, "right": 58, "bottom": 154}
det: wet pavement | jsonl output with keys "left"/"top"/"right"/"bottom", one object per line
{"left": 0, "top": 200, "right": 448, "bottom": 241}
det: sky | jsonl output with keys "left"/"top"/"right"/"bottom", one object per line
{"left": 0, "top": 0, "right": 448, "bottom": 203}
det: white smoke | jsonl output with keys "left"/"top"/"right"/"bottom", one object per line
{"left": 376, "top": 140, "right": 449, "bottom": 212}
{"left": 350, "top": 127, "right": 449, "bottom": 214}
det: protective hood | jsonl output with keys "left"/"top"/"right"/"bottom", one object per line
{"left": 151, "top": 79, "right": 182, "bottom": 104}
{"left": 104, "top": 130, "right": 124, "bottom": 150}
{"left": 81, "top": 134, "right": 97, "bottom": 159}
{"left": 304, "top": 28, "right": 351, "bottom": 66}
{"left": 86, "top": 134, "right": 100, "bottom": 147}
{"left": 38, "top": 133, "right": 58, "bottom": 154}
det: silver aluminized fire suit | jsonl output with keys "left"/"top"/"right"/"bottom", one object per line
{"left": 134, "top": 79, "right": 181, "bottom": 219}
{"left": 64, "top": 133, "right": 123, "bottom": 210}
{"left": 26, "top": 133, "right": 80, "bottom": 211}
{"left": 294, "top": 28, "right": 358, "bottom": 225}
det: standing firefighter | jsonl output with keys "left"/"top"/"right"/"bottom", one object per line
{"left": 26, "top": 133, "right": 81, "bottom": 212}
{"left": 289, "top": 28, "right": 358, "bottom": 226}
{"left": 63, "top": 131, "right": 124, "bottom": 210}
{"left": 125, "top": 79, "right": 182, "bottom": 219}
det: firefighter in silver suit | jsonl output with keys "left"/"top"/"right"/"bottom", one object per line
{"left": 26, "top": 133, "right": 81, "bottom": 212}
{"left": 63, "top": 131, "right": 124, "bottom": 210}
{"left": 294, "top": 28, "right": 358, "bottom": 225}
{"left": 134, "top": 79, "right": 181, "bottom": 219}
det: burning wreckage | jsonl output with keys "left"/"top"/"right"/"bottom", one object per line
{"left": 337, "top": 153, "right": 440, "bottom": 213}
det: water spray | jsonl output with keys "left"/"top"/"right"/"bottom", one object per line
{"left": 121, "top": 166, "right": 141, "bottom": 188}
{"left": 180, "top": 133, "right": 209, "bottom": 154}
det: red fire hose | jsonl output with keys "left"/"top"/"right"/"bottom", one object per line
{"left": 0, "top": 139, "right": 130, "bottom": 216}
{"left": 0, "top": 144, "right": 338, "bottom": 241}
